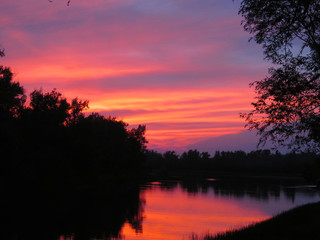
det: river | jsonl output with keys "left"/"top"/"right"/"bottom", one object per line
{"left": 120, "top": 178, "right": 320, "bottom": 240}
{"left": 4, "top": 177, "right": 320, "bottom": 240}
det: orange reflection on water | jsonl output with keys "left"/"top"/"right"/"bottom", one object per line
{"left": 121, "top": 185, "right": 268, "bottom": 240}
{"left": 59, "top": 235, "right": 74, "bottom": 240}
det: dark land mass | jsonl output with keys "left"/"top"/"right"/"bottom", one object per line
{"left": 197, "top": 201, "right": 320, "bottom": 240}
{"left": 144, "top": 149, "right": 320, "bottom": 185}
{"left": 0, "top": 67, "right": 148, "bottom": 240}
{"left": 1, "top": 67, "right": 320, "bottom": 239}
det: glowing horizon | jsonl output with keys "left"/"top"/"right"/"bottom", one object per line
{"left": 1, "top": 0, "right": 270, "bottom": 153}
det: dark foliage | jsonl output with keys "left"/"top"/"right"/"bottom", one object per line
{"left": 239, "top": 0, "right": 320, "bottom": 65}
{"left": 0, "top": 66, "right": 25, "bottom": 120}
{"left": 0, "top": 67, "right": 147, "bottom": 239}
{"left": 239, "top": 0, "right": 320, "bottom": 151}
{"left": 0, "top": 72, "right": 147, "bottom": 181}
{"left": 203, "top": 201, "right": 320, "bottom": 240}
{"left": 144, "top": 149, "right": 320, "bottom": 181}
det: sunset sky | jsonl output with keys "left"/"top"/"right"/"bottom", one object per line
{"left": 1, "top": 0, "right": 271, "bottom": 153}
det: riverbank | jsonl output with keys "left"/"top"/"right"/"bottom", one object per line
{"left": 196, "top": 201, "right": 320, "bottom": 240}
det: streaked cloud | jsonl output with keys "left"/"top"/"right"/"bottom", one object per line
{"left": 1, "top": 0, "right": 269, "bottom": 152}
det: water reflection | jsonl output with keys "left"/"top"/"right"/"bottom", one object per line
{"left": 122, "top": 178, "right": 320, "bottom": 240}
{"left": 2, "top": 178, "right": 320, "bottom": 240}
{"left": 1, "top": 182, "right": 145, "bottom": 240}
{"left": 146, "top": 177, "right": 319, "bottom": 202}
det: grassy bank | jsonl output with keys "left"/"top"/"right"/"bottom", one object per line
{"left": 196, "top": 201, "right": 320, "bottom": 240}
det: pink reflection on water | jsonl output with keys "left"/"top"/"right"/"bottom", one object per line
{"left": 59, "top": 235, "right": 74, "bottom": 240}
{"left": 121, "top": 184, "right": 269, "bottom": 240}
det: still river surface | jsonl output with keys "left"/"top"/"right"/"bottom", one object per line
{"left": 118, "top": 178, "right": 320, "bottom": 240}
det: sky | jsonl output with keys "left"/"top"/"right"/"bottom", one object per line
{"left": 0, "top": 0, "right": 271, "bottom": 154}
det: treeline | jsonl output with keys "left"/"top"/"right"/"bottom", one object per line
{"left": 0, "top": 65, "right": 148, "bottom": 239}
{"left": 145, "top": 149, "right": 320, "bottom": 178}
{"left": 0, "top": 66, "right": 147, "bottom": 190}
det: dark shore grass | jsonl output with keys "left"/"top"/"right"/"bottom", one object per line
{"left": 195, "top": 201, "right": 320, "bottom": 240}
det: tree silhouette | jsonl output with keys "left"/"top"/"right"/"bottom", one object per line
{"left": 0, "top": 79, "right": 148, "bottom": 190}
{"left": 144, "top": 148, "right": 318, "bottom": 176}
{"left": 0, "top": 66, "right": 25, "bottom": 120}
{"left": 67, "top": 97, "right": 89, "bottom": 126}
{"left": 239, "top": 0, "right": 320, "bottom": 151}
{"left": 68, "top": 113, "right": 142, "bottom": 179}
{"left": 22, "top": 89, "right": 89, "bottom": 128}
{"left": 0, "top": 66, "right": 26, "bottom": 173}
{"left": 164, "top": 151, "right": 179, "bottom": 162}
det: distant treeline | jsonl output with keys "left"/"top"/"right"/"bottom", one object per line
{"left": 2, "top": 65, "right": 320, "bottom": 187}
{"left": 144, "top": 149, "right": 320, "bottom": 179}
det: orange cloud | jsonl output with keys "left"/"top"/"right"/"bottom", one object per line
{"left": 1, "top": 0, "right": 266, "bottom": 152}
{"left": 17, "top": 64, "right": 159, "bottom": 83}
{"left": 76, "top": 88, "right": 254, "bottom": 149}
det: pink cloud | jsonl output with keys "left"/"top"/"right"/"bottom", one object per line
{"left": 1, "top": 0, "right": 268, "bottom": 152}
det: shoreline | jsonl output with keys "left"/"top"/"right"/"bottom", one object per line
{"left": 195, "top": 201, "right": 320, "bottom": 240}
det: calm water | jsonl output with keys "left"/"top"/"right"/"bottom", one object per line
{"left": 120, "top": 179, "right": 320, "bottom": 240}
{"left": 3, "top": 178, "right": 320, "bottom": 240}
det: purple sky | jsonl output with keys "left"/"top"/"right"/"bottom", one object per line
{"left": 0, "top": 0, "right": 271, "bottom": 154}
